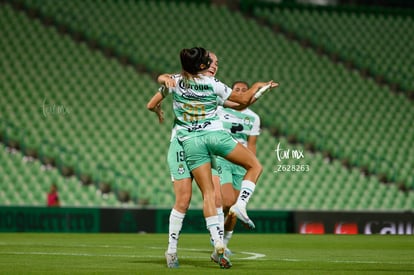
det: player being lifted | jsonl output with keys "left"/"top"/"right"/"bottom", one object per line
{"left": 149, "top": 47, "right": 278, "bottom": 268}
{"left": 211, "top": 80, "right": 261, "bottom": 263}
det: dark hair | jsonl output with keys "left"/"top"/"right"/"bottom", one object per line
{"left": 180, "top": 47, "right": 212, "bottom": 75}
{"left": 231, "top": 81, "right": 249, "bottom": 89}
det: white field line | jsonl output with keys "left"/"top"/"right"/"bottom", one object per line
{"left": 0, "top": 251, "right": 159, "bottom": 258}
{"left": 0, "top": 242, "right": 134, "bottom": 249}
{"left": 0, "top": 246, "right": 411, "bottom": 266}
{"left": 278, "top": 258, "right": 413, "bottom": 265}
{"left": 0, "top": 246, "right": 266, "bottom": 261}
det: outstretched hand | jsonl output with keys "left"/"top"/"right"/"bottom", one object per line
{"left": 254, "top": 80, "right": 279, "bottom": 100}
{"left": 268, "top": 80, "right": 279, "bottom": 89}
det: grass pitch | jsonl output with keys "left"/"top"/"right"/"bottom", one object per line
{"left": 0, "top": 233, "right": 413, "bottom": 274}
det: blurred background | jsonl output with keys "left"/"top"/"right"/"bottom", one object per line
{"left": 0, "top": 0, "right": 413, "bottom": 214}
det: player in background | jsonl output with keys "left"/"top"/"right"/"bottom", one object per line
{"left": 155, "top": 47, "right": 278, "bottom": 268}
{"left": 210, "top": 81, "right": 261, "bottom": 263}
{"left": 147, "top": 53, "right": 225, "bottom": 268}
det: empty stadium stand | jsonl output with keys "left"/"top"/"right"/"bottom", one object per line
{"left": 0, "top": 0, "right": 412, "bottom": 210}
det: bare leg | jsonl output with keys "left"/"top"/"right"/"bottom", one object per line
{"left": 213, "top": 175, "right": 222, "bottom": 210}
{"left": 192, "top": 163, "right": 230, "bottom": 268}
{"left": 167, "top": 178, "right": 192, "bottom": 255}
{"left": 192, "top": 163, "right": 217, "bottom": 218}
{"left": 221, "top": 183, "right": 237, "bottom": 215}
{"left": 222, "top": 186, "right": 240, "bottom": 247}
{"left": 224, "top": 143, "right": 262, "bottom": 183}
{"left": 173, "top": 178, "right": 192, "bottom": 213}
{"left": 223, "top": 143, "right": 262, "bottom": 229}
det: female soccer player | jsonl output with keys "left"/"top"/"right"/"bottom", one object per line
{"left": 155, "top": 47, "right": 278, "bottom": 268}
{"left": 213, "top": 81, "right": 261, "bottom": 261}
{"left": 148, "top": 53, "right": 225, "bottom": 268}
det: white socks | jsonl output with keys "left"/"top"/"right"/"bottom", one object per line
{"left": 217, "top": 207, "right": 224, "bottom": 229}
{"left": 169, "top": 208, "right": 226, "bottom": 254}
{"left": 236, "top": 180, "right": 256, "bottom": 208}
{"left": 167, "top": 209, "right": 185, "bottom": 254}
{"left": 168, "top": 207, "right": 229, "bottom": 254}
{"left": 209, "top": 207, "right": 225, "bottom": 247}
{"left": 224, "top": 230, "right": 233, "bottom": 247}
{"left": 206, "top": 215, "right": 224, "bottom": 248}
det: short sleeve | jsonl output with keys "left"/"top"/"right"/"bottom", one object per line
{"left": 216, "top": 96, "right": 225, "bottom": 106}
{"left": 250, "top": 111, "right": 261, "bottom": 136}
{"left": 212, "top": 78, "right": 232, "bottom": 102}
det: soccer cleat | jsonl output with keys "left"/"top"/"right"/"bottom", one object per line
{"left": 165, "top": 251, "right": 179, "bottom": 268}
{"left": 210, "top": 251, "right": 219, "bottom": 263}
{"left": 215, "top": 244, "right": 232, "bottom": 269}
{"left": 211, "top": 248, "right": 232, "bottom": 263}
{"left": 229, "top": 204, "right": 255, "bottom": 230}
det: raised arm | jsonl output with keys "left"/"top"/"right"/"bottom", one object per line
{"left": 223, "top": 97, "right": 259, "bottom": 110}
{"left": 146, "top": 91, "right": 165, "bottom": 123}
{"left": 158, "top": 74, "right": 176, "bottom": 88}
{"left": 147, "top": 73, "right": 178, "bottom": 123}
{"left": 225, "top": 81, "right": 279, "bottom": 110}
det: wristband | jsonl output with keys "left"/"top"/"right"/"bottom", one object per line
{"left": 254, "top": 83, "right": 271, "bottom": 99}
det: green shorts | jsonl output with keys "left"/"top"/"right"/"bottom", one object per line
{"left": 181, "top": 131, "right": 237, "bottom": 171}
{"left": 168, "top": 136, "right": 219, "bottom": 181}
{"left": 216, "top": 156, "right": 246, "bottom": 190}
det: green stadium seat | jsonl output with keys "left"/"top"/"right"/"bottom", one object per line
{"left": 1, "top": 1, "right": 413, "bottom": 210}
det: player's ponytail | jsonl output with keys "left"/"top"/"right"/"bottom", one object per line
{"left": 180, "top": 47, "right": 211, "bottom": 77}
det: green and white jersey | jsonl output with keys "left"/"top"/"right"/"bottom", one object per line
{"left": 216, "top": 106, "right": 260, "bottom": 147}
{"left": 164, "top": 74, "right": 232, "bottom": 141}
